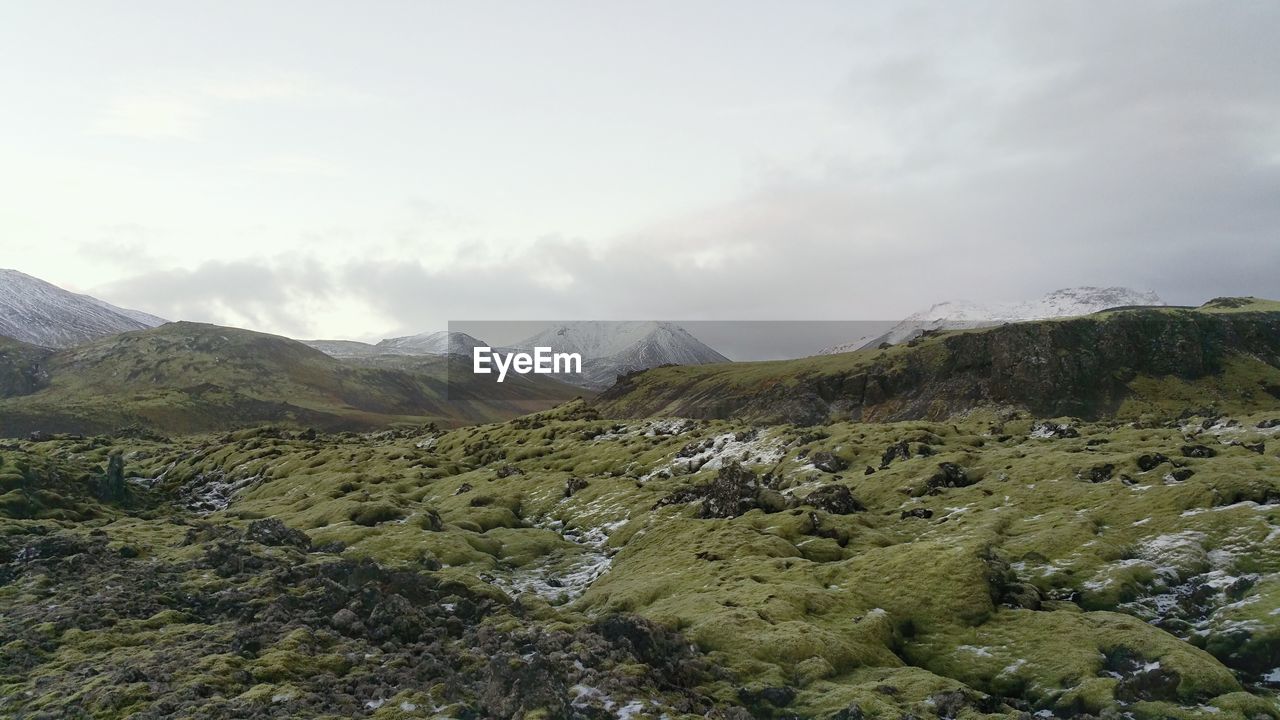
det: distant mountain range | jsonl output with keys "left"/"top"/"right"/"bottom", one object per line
{"left": 308, "top": 321, "right": 729, "bottom": 390}
{"left": 511, "top": 321, "right": 730, "bottom": 389}
{"left": 0, "top": 268, "right": 166, "bottom": 348}
{"left": 303, "top": 331, "right": 486, "bottom": 359}
{"left": 600, "top": 298, "right": 1280, "bottom": 424}
{"left": 821, "top": 287, "right": 1166, "bottom": 354}
{"left": 0, "top": 322, "right": 583, "bottom": 436}
{"left": 0, "top": 271, "right": 730, "bottom": 394}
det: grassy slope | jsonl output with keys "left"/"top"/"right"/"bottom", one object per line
{"left": 2, "top": 404, "right": 1278, "bottom": 717}
{"left": 596, "top": 300, "right": 1280, "bottom": 424}
{"left": 0, "top": 322, "right": 586, "bottom": 436}
{"left": 0, "top": 335, "right": 52, "bottom": 397}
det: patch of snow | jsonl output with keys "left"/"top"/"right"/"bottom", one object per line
{"left": 640, "top": 430, "right": 785, "bottom": 481}
{"left": 492, "top": 520, "right": 625, "bottom": 602}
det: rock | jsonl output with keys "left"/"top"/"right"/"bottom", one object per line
{"left": 1181, "top": 444, "right": 1217, "bottom": 458}
{"left": 810, "top": 451, "right": 849, "bottom": 473}
{"left": 802, "top": 485, "right": 865, "bottom": 514}
{"left": 900, "top": 508, "right": 933, "bottom": 520}
{"left": 701, "top": 463, "right": 762, "bottom": 519}
{"left": 418, "top": 509, "right": 444, "bottom": 532}
{"left": 1137, "top": 453, "right": 1169, "bottom": 471}
{"left": 654, "top": 463, "right": 775, "bottom": 519}
{"left": 756, "top": 488, "right": 789, "bottom": 514}
{"left": 1256, "top": 418, "right": 1280, "bottom": 429}
{"left": 926, "top": 462, "right": 971, "bottom": 490}
{"left": 1104, "top": 648, "right": 1182, "bottom": 703}
{"left": 331, "top": 608, "right": 359, "bottom": 631}
{"left": 1086, "top": 463, "right": 1115, "bottom": 483}
{"left": 880, "top": 441, "right": 911, "bottom": 468}
{"left": 564, "top": 477, "right": 589, "bottom": 498}
{"left": 100, "top": 452, "right": 126, "bottom": 502}
{"left": 245, "top": 518, "right": 311, "bottom": 549}
{"left": 1165, "top": 468, "right": 1195, "bottom": 482}
{"left": 495, "top": 464, "right": 523, "bottom": 478}
{"left": 829, "top": 703, "right": 864, "bottom": 720}
{"left": 738, "top": 685, "right": 796, "bottom": 708}
{"left": 454, "top": 483, "right": 473, "bottom": 495}
{"left": 1031, "top": 421, "right": 1079, "bottom": 439}
{"left": 864, "top": 466, "right": 876, "bottom": 475}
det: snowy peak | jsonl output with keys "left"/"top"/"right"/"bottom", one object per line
{"left": 515, "top": 321, "right": 729, "bottom": 389}
{"left": 824, "top": 286, "right": 1166, "bottom": 352}
{"left": 0, "top": 269, "right": 166, "bottom": 349}
{"left": 516, "top": 321, "right": 722, "bottom": 361}
{"left": 376, "top": 331, "right": 486, "bottom": 356}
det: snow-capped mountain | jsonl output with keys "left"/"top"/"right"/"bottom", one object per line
{"left": 0, "top": 268, "right": 166, "bottom": 348}
{"left": 822, "top": 287, "right": 1165, "bottom": 353}
{"left": 304, "top": 332, "right": 487, "bottom": 359}
{"left": 515, "top": 321, "right": 729, "bottom": 389}
{"left": 376, "top": 331, "right": 486, "bottom": 356}
{"left": 301, "top": 339, "right": 383, "bottom": 358}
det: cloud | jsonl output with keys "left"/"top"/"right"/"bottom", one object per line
{"left": 90, "top": 70, "right": 363, "bottom": 141}
{"left": 95, "top": 259, "right": 349, "bottom": 339}
{"left": 93, "top": 94, "right": 207, "bottom": 140}
{"left": 87, "top": 3, "right": 1280, "bottom": 338}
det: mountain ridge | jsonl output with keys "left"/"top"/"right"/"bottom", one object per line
{"left": 0, "top": 268, "right": 166, "bottom": 348}
{"left": 0, "top": 321, "right": 585, "bottom": 436}
{"left": 598, "top": 300, "right": 1280, "bottom": 424}
{"left": 512, "top": 321, "right": 729, "bottom": 389}
{"left": 822, "top": 286, "right": 1166, "bottom": 354}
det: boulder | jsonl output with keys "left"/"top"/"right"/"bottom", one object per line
{"left": 245, "top": 518, "right": 311, "bottom": 549}
{"left": 802, "top": 485, "right": 865, "bottom": 514}
{"left": 810, "top": 451, "right": 849, "bottom": 473}
{"left": 1181, "top": 444, "right": 1217, "bottom": 458}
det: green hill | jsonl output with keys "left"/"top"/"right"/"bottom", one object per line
{"left": 596, "top": 300, "right": 1280, "bottom": 424}
{"left": 0, "top": 322, "right": 585, "bottom": 436}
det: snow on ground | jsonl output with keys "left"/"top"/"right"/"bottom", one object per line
{"left": 492, "top": 519, "right": 626, "bottom": 602}
{"left": 639, "top": 430, "right": 786, "bottom": 482}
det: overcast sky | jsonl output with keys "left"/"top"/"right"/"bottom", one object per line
{"left": 2, "top": 1, "right": 1277, "bottom": 341}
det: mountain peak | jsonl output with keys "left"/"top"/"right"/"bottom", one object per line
{"left": 515, "top": 321, "right": 728, "bottom": 389}
{"left": 0, "top": 269, "right": 166, "bottom": 348}
{"left": 376, "top": 330, "right": 486, "bottom": 355}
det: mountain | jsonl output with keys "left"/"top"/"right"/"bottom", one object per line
{"left": 376, "top": 330, "right": 486, "bottom": 356}
{"left": 598, "top": 298, "right": 1280, "bottom": 424}
{"left": 304, "top": 332, "right": 487, "bottom": 359}
{"left": 823, "top": 286, "right": 1166, "bottom": 353}
{"left": 301, "top": 339, "right": 383, "bottom": 358}
{"left": 513, "top": 321, "right": 730, "bottom": 390}
{"left": 0, "top": 321, "right": 585, "bottom": 436}
{"left": 0, "top": 268, "right": 166, "bottom": 348}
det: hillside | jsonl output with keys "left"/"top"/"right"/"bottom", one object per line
{"left": 0, "top": 268, "right": 166, "bottom": 348}
{"left": 0, "top": 322, "right": 585, "bottom": 436}
{"left": 597, "top": 300, "right": 1280, "bottom": 425}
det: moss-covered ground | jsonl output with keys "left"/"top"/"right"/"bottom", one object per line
{"left": 2, "top": 401, "right": 1278, "bottom": 718}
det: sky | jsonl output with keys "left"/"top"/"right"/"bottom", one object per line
{"left": 2, "top": 1, "right": 1277, "bottom": 342}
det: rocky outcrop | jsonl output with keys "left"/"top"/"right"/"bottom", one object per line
{"left": 598, "top": 308, "right": 1280, "bottom": 424}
